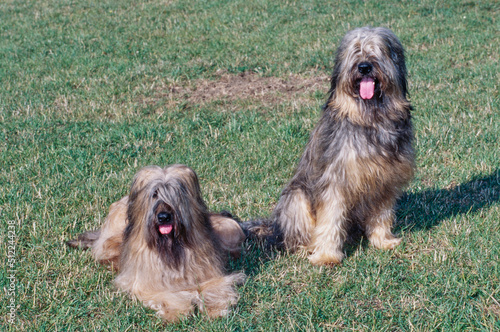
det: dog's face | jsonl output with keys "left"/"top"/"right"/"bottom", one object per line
{"left": 331, "top": 27, "right": 408, "bottom": 103}
{"left": 152, "top": 200, "right": 176, "bottom": 238}
{"left": 125, "top": 165, "right": 212, "bottom": 268}
{"left": 145, "top": 190, "right": 186, "bottom": 268}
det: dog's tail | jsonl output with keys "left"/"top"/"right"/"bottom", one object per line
{"left": 66, "top": 230, "right": 101, "bottom": 250}
{"left": 217, "top": 210, "right": 282, "bottom": 247}
{"left": 239, "top": 219, "right": 283, "bottom": 247}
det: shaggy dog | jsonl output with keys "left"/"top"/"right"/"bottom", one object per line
{"left": 68, "top": 165, "right": 245, "bottom": 321}
{"left": 273, "top": 27, "right": 414, "bottom": 265}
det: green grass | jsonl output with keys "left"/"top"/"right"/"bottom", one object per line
{"left": 1, "top": 0, "right": 499, "bottom": 330}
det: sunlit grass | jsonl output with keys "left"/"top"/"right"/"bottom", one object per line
{"left": 1, "top": 0, "right": 498, "bottom": 330}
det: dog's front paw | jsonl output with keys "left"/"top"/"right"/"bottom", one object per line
{"left": 369, "top": 233, "right": 402, "bottom": 250}
{"left": 308, "top": 250, "right": 344, "bottom": 266}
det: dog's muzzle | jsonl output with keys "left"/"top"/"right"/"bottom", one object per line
{"left": 358, "top": 62, "right": 375, "bottom": 100}
{"left": 157, "top": 212, "right": 174, "bottom": 235}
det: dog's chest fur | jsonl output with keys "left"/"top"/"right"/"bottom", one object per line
{"left": 295, "top": 114, "right": 414, "bottom": 205}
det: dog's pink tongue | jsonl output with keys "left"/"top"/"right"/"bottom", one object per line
{"left": 360, "top": 77, "right": 375, "bottom": 100}
{"left": 159, "top": 224, "right": 173, "bottom": 235}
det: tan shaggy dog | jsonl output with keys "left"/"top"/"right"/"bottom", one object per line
{"left": 273, "top": 27, "right": 415, "bottom": 266}
{"left": 68, "top": 164, "right": 246, "bottom": 322}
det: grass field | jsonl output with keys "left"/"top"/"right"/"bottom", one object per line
{"left": 1, "top": 0, "right": 499, "bottom": 330}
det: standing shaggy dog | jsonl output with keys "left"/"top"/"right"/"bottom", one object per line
{"left": 68, "top": 165, "right": 245, "bottom": 322}
{"left": 274, "top": 27, "right": 414, "bottom": 266}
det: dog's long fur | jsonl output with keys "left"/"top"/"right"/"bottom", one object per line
{"left": 273, "top": 27, "right": 414, "bottom": 265}
{"left": 68, "top": 165, "right": 245, "bottom": 321}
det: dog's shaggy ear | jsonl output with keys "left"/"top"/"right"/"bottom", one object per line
{"left": 66, "top": 230, "right": 101, "bottom": 249}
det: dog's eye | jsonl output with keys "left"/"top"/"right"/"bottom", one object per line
{"left": 152, "top": 190, "right": 158, "bottom": 199}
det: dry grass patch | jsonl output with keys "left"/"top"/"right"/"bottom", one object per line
{"left": 143, "top": 71, "right": 330, "bottom": 107}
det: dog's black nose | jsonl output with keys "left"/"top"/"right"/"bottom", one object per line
{"left": 358, "top": 62, "right": 372, "bottom": 75}
{"left": 157, "top": 212, "right": 172, "bottom": 223}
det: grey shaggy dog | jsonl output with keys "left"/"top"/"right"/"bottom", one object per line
{"left": 273, "top": 27, "right": 415, "bottom": 265}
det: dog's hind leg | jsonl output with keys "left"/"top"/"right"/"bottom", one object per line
{"left": 210, "top": 213, "right": 246, "bottom": 259}
{"left": 67, "top": 196, "right": 128, "bottom": 268}
{"left": 66, "top": 230, "right": 101, "bottom": 249}
{"left": 274, "top": 188, "right": 315, "bottom": 251}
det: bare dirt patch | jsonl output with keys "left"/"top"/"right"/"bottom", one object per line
{"left": 145, "top": 71, "right": 330, "bottom": 107}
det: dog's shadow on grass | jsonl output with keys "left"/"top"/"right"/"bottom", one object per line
{"left": 234, "top": 169, "right": 499, "bottom": 273}
{"left": 345, "top": 168, "right": 500, "bottom": 256}
{"left": 394, "top": 168, "right": 500, "bottom": 233}
{"left": 229, "top": 238, "right": 280, "bottom": 277}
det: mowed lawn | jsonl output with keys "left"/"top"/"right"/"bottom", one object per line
{"left": 1, "top": 0, "right": 498, "bottom": 330}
